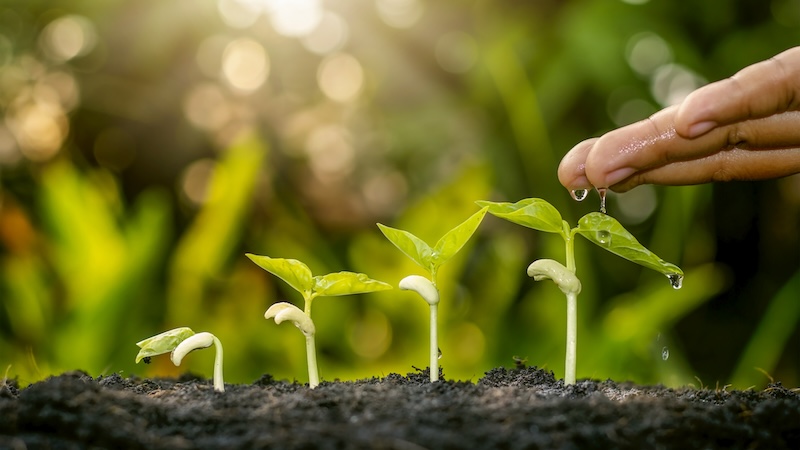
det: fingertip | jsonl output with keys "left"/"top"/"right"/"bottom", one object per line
{"left": 558, "top": 138, "right": 597, "bottom": 189}
{"left": 674, "top": 83, "right": 719, "bottom": 138}
{"left": 685, "top": 121, "right": 718, "bottom": 138}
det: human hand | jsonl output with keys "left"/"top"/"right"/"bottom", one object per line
{"left": 558, "top": 46, "right": 800, "bottom": 193}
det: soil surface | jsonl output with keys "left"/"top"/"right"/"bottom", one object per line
{"left": 1, "top": 367, "right": 798, "bottom": 449}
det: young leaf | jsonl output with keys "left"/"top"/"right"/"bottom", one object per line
{"left": 377, "top": 223, "right": 435, "bottom": 273}
{"left": 477, "top": 198, "right": 565, "bottom": 236}
{"left": 576, "top": 212, "right": 683, "bottom": 277}
{"left": 135, "top": 327, "right": 195, "bottom": 363}
{"left": 313, "top": 272, "right": 393, "bottom": 297}
{"left": 432, "top": 207, "right": 488, "bottom": 267}
{"left": 246, "top": 254, "right": 314, "bottom": 296}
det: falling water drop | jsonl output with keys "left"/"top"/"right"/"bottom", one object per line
{"left": 437, "top": 347, "right": 443, "bottom": 360}
{"left": 597, "top": 187, "right": 608, "bottom": 214}
{"left": 666, "top": 273, "right": 684, "bottom": 289}
{"left": 570, "top": 189, "right": 588, "bottom": 202}
{"left": 661, "top": 346, "right": 670, "bottom": 361}
{"left": 596, "top": 230, "right": 612, "bottom": 245}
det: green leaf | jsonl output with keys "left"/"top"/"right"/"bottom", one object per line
{"left": 433, "top": 207, "right": 488, "bottom": 267}
{"left": 576, "top": 212, "right": 683, "bottom": 277}
{"left": 313, "top": 272, "right": 393, "bottom": 297}
{"left": 135, "top": 327, "right": 195, "bottom": 363}
{"left": 477, "top": 198, "right": 564, "bottom": 236}
{"left": 377, "top": 223, "right": 435, "bottom": 274}
{"left": 246, "top": 254, "right": 314, "bottom": 296}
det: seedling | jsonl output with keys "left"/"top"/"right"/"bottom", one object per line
{"left": 477, "top": 198, "right": 682, "bottom": 385}
{"left": 378, "top": 207, "right": 488, "bottom": 382}
{"left": 246, "top": 254, "right": 392, "bottom": 388}
{"left": 135, "top": 327, "right": 225, "bottom": 392}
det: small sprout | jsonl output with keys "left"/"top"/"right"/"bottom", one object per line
{"left": 135, "top": 327, "right": 225, "bottom": 392}
{"left": 264, "top": 302, "right": 315, "bottom": 336}
{"left": 512, "top": 356, "right": 528, "bottom": 370}
{"left": 399, "top": 275, "right": 439, "bottom": 306}
{"left": 247, "top": 254, "right": 391, "bottom": 388}
{"left": 379, "top": 207, "right": 487, "bottom": 382}
{"left": 527, "top": 259, "right": 581, "bottom": 296}
{"left": 479, "top": 198, "right": 682, "bottom": 385}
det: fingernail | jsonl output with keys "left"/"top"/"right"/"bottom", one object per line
{"left": 605, "top": 167, "right": 636, "bottom": 187}
{"left": 687, "top": 121, "right": 716, "bottom": 138}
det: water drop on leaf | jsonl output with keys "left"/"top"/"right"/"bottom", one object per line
{"left": 666, "top": 273, "right": 683, "bottom": 289}
{"left": 570, "top": 189, "right": 588, "bottom": 202}
{"left": 596, "top": 230, "right": 612, "bottom": 245}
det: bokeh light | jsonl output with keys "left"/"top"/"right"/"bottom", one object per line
{"left": 650, "top": 63, "right": 705, "bottom": 107}
{"left": 39, "top": 15, "right": 97, "bottom": 62}
{"left": 317, "top": 52, "right": 364, "bottom": 102}
{"left": 221, "top": 38, "right": 270, "bottom": 93}
{"left": 266, "top": 0, "right": 323, "bottom": 37}
{"left": 375, "top": 0, "right": 424, "bottom": 29}
{"left": 626, "top": 32, "right": 672, "bottom": 77}
{"left": 301, "top": 11, "right": 349, "bottom": 55}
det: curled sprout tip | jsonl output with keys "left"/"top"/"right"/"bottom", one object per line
{"left": 527, "top": 259, "right": 582, "bottom": 296}
{"left": 265, "top": 302, "right": 316, "bottom": 336}
{"left": 171, "top": 332, "right": 215, "bottom": 366}
{"left": 399, "top": 275, "right": 439, "bottom": 306}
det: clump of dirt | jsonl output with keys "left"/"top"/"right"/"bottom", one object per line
{"left": 1, "top": 367, "right": 798, "bottom": 449}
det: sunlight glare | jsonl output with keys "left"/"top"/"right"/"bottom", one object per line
{"left": 267, "top": 0, "right": 323, "bottom": 37}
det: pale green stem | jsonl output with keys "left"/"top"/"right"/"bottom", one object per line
{"left": 565, "top": 227, "right": 577, "bottom": 274}
{"left": 211, "top": 335, "right": 225, "bottom": 392}
{"left": 565, "top": 228, "right": 578, "bottom": 385}
{"left": 565, "top": 291, "right": 577, "bottom": 386}
{"left": 303, "top": 292, "right": 320, "bottom": 389}
{"left": 430, "top": 303, "right": 439, "bottom": 382}
{"left": 306, "top": 334, "right": 319, "bottom": 388}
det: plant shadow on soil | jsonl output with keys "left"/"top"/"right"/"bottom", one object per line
{"left": 1, "top": 366, "right": 798, "bottom": 450}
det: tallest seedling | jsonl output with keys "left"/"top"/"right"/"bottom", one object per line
{"left": 478, "top": 198, "right": 682, "bottom": 385}
{"left": 378, "top": 207, "right": 488, "bottom": 382}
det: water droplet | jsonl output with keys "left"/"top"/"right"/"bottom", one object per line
{"left": 666, "top": 273, "right": 683, "bottom": 289}
{"left": 570, "top": 189, "right": 588, "bottom": 202}
{"left": 437, "top": 347, "right": 442, "bottom": 360}
{"left": 597, "top": 187, "right": 608, "bottom": 214}
{"left": 661, "top": 346, "right": 670, "bottom": 361}
{"left": 596, "top": 230, "right": 612, "bottom": 245}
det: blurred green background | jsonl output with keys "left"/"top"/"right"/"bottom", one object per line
{"left": 0, "top": 0, "right": 798, "bottom": 389}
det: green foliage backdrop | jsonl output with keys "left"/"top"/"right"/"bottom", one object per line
{"left": 0, "top": 0, "right": 797, "bottom": 388}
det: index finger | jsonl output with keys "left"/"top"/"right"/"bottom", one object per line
{"left": 675, "top": 46, "right": 800, "bottom": 138}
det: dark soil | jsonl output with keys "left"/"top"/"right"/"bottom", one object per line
{"left": 1, "top": 367, "right": 798, "bottom": 449}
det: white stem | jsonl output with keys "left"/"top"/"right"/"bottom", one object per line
{"left": 212, "top": 335, "right": 224, "bottom": 392}
{"left": 565, "top": 292, "right": 577, "bottom": 386}
{"left": 306, "top": 334, "right": 320, "bottom": 388}
{"left": 430, "top": 303, "right": 438, "bottom": 382}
